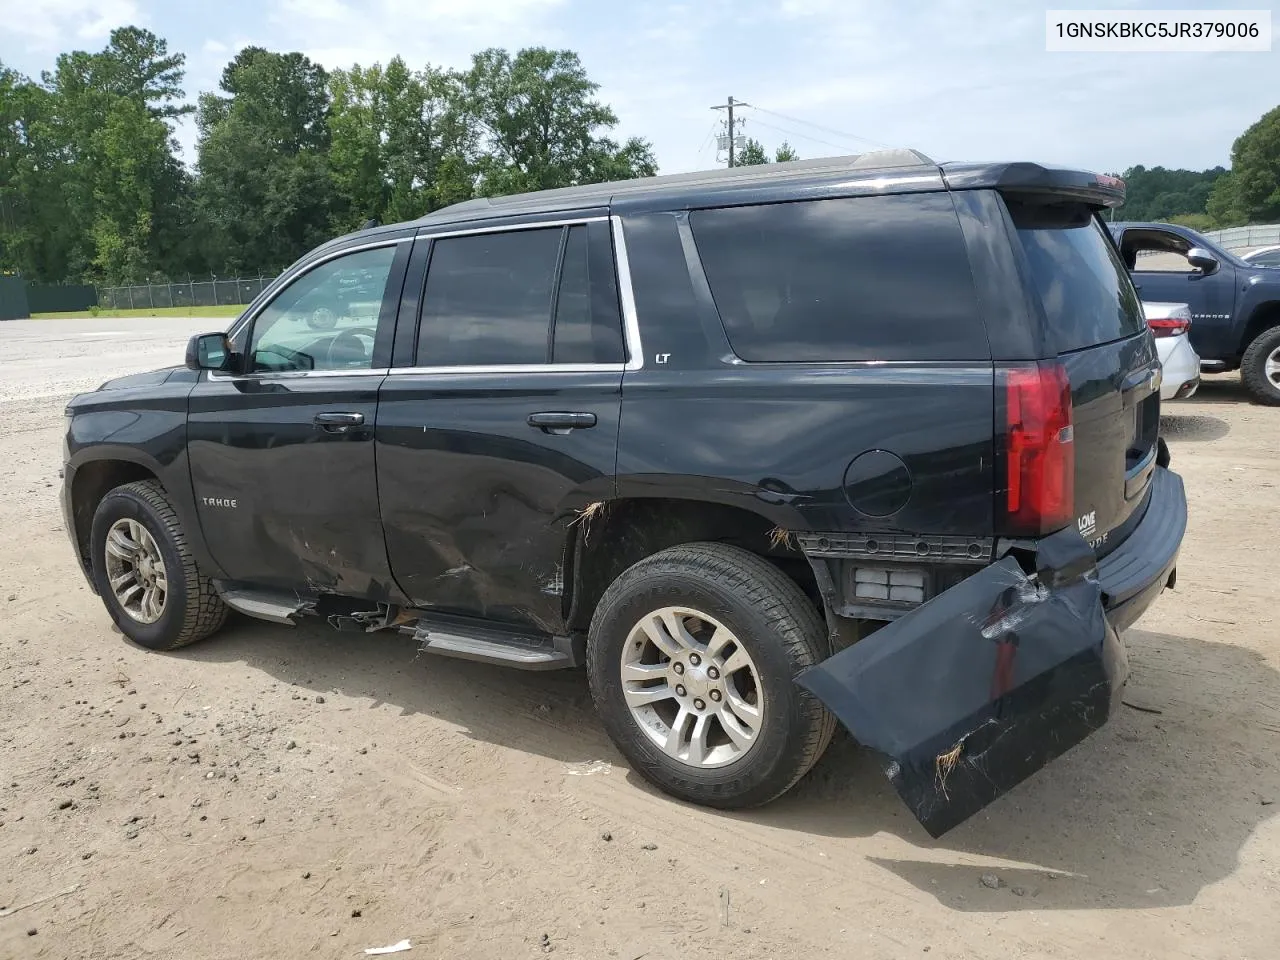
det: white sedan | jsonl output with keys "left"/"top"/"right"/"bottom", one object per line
{"left": 1143, "top": 301, "right": 1200, "bottom": 401}
{"left": 1241, "top": 245, "right": 1280, "bottom": 267}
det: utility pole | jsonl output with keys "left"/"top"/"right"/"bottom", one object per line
{"left": 711, "top": 95, "right": 749, "bottom": 167}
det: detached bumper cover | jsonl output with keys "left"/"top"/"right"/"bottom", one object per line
{"left": 798, "top": 466, "right": 1186, "bottom": 837}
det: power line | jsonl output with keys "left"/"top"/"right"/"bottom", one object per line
{"left": 743, "top": 117, "right": 858, "bottom": 156}
{"left": 747, "top": 104, "right": 890, "bottom": 149}
{"left": 695, "top": 118, "right": 721, "bottom": 158}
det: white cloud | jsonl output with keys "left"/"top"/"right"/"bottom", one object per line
{"left": 28, "top": 0, "right": 1264, "bottom": 179}
{"left": 271, "top": 0, "right": 568, "bottom": 71}
{"left": 0, "top": 0, "right": 142, "bottom": 47}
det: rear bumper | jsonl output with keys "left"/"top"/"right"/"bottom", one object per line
{"left": 798, "top": 466, "right": 1187, "bottom": 837}
{"left": 1098, "top": 466, "right": 1185, "bottom": 631}
{"left": 1157, "top": 335, "right": 1201, "bottom": 401}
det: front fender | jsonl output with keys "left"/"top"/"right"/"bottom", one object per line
{"left": 63, "top": 382, "right": 225, "bottom": 582}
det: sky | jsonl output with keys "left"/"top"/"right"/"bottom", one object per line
{"left": 1, "top": 0, "right": 1275, "bottom": 176}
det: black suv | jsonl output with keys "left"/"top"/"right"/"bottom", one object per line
{"left": 61, "top": 150, "right": 1187, "bottom": 836}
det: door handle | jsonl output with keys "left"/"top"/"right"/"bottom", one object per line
{"left": 314, "top": 411, "right": 365, "bottom": 433}
{"left": 527, "top": 411, "right": 597, "bottom": 435}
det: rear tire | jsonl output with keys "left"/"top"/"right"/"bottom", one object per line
{"left": 586, "top": 542, "right": 836, "bottom": 809}
{"left": 1240, "top": 326, "right": 1280, "bottom": 406}
{"left": 90, "top": 480, "right": 228, "bottom": 650}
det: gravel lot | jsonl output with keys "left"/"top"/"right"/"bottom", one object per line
{"left": 2, "top": 318, "right": 1278, "bottom": 959}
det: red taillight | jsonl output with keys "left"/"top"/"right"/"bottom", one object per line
{"left": 1003, "top": 361, "right": 1074, "bottom": 536}
{"left": 1147, "top": 316, "right": 1190, "bottom": 338}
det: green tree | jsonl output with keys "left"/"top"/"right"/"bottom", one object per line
{"left": 1207, "top": 106, "right": 1280, "bottom": 226}
{"left": 1166, "top": 212, "right": 1217, "bottom": 232}
{"left": 461, "top": 47, "right": 656, "bottom": 196}
{"left": 734, "top": 137, "right": 768, "bottom": 166}
{"left": 328, "top": 57, "right": 476, "bottom": 228}
{"left": 196, "top": 47, "right": 338, "bottom": 273}
{"left": 38, "top": 27, "right": 195, "bottom": 283}
{"left": 1115, "top": 164, "right": 1226, "bottom": 223}
{"left": 733, "top": 137, "right": 799, "bottom": 166}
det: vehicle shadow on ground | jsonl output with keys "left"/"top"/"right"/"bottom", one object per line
{"left": 173, "top": 622, "right": 1280, "bottom": 914}
{"left": 739, "top": 627, "right": 1280, "bottom": 912}
{"left": 1161, "top": 412, "right": 1230, "bottom": 442}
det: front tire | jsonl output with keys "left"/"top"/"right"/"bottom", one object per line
{"left": 90, "top": 480, "right": 228, "bottom": 650}
{"left": 1240, "top": 326, "right": 1280, "bottom": 406}
{"left": 587, "top": 542, "right": 835, "bottom": 809}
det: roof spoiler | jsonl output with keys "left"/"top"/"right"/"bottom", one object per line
{"left": 941, "top": 161, "right": 1126, "bottom": 208}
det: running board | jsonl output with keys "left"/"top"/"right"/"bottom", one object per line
{"left": 410, "top": 617, "right": 578, "bottom": 671}
{"left": 215, "top": 583, "right": 316, "bottom": 625}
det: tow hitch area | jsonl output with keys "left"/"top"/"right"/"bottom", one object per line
{"left": 797, "top": 528, "right": 1127, "bottom": 837}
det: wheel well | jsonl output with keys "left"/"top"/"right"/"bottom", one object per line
{"left": 562, "top": 498, "right": 821, "bottom": 633}
{"left": 70, "top": 461, "right": 158, "bottom": 566}
{"left": 1240, "top": 302, "right": 1280, "bottom": 357}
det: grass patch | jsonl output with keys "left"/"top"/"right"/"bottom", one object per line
{"left": 30, "top": 305, "right": 247, "bottom": 320}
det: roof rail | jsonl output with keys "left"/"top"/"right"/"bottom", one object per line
{"left": 423, "top": 147, "right": 937, "bottom": 221}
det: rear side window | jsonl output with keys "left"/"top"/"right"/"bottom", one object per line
{"left": 415, "top": 223, "right": 624, "bottom": 366}
{"left": 417, "top": 228, "right": 560, "bottom": 366}
{"left": 1006, "top": 199, "right": 1144, "bottom": 354}
{"left": 689, "top": 193, "right": 987, "bottom": 362}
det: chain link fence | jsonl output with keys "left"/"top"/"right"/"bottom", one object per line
{"left": 97, "top": 275, "right": 279, "bottom": 311}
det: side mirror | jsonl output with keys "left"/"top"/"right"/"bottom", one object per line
{"left": 186, "top": 332, "right": 232, "bottom": 371}
{"left": 1186, "top": 247, "right": 1219, "bottom": 276}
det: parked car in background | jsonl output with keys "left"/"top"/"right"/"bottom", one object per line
{"left": 1240, "top": 245, "right": 1280, "bottom": 267}
{"left": 1143, "top": 301, "right": 1200, "bottom": 400}
{"left": 61, "top": 153, "right": 1188, "bottom": 837}
{"left": 1109, "top": 221, "right": 1280, "bottom": 404}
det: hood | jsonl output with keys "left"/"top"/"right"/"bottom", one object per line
{"left": 95, "top": 365, "right": 189, "bottom": 392}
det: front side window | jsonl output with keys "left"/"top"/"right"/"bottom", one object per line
{"left": 247, "top": 246, "right": 397, "bottom": 373}
{"left": 1119, "top": 228, "right": 1198, "bottom": 274}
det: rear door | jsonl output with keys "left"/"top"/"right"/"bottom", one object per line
{"left": 376, "top": 216, "right": 626, "bottom": 632}
{"left": 1005, "top": 198, "right": 1157, "bottom": 555}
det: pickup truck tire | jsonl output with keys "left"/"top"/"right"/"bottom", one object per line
{"left": 89, "top": 479, "right": 228, "bottom": 651}
{"left": 1240, "top": 326, "right": 1280, "bottom": 406}
{"left": 586, "top": 542, "right": 836, "bottom": 809}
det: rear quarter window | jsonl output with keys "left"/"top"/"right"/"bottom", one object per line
{"left": 1006, "top": 199, "right": 1145, "bottom": 354}
{"left": 689, "top": 193, "right": 988, "bottom": 362}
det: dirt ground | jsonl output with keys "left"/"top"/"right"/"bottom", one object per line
{"left": 1, "top": 320, "right": 1278, "bottom": 959}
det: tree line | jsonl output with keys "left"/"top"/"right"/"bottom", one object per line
{"left": 4, "top": 26, "right": 1279, "bottom": 285}
{"left": 0, "top": 27, "right": 658, "bottom": 285}
{"left": 1112, "top": 105, "right": 1280, "bottom": 229}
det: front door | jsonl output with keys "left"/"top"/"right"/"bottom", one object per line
{"left": 1121, "top": 227, "right": 1238, "bottom": 357}
{"left": 187, "top": 238, "right": 411, "bottom": 598}
{"left": 377, "top": 217, "right": 625, "bottom": 632}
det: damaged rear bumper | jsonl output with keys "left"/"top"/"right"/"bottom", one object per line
{"left": 798, "top": 466, "right": 1187, "bottom": 837}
